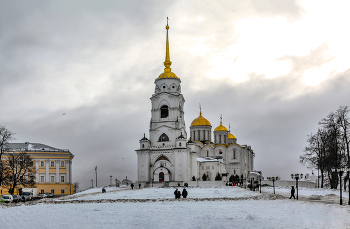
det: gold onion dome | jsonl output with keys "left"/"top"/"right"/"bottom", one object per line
{"left": 156, "top": 18, "right": 179, "bottom": 80}
{"left": 228, "top": 131, "right": 236, "bottom": 139}
{"left": 191, "top": 112, "right": 211, "bottom": 127}
{"left": 214, "top": 121, "right": 228, "bottom": 132}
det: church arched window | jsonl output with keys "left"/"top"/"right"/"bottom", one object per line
{"left": 142, "top": 144, "right": 144, "bottom": 148}
{"left": 158, "top": 133, "right": 169, "bottom": 142}
{"left": 160, "top": 105, "right": 169, "bottom": 118}
{"left": 179, "top": 142, "right": 182, "bottom": 147}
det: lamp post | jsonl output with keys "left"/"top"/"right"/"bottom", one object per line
{"left": 91, "top": 179, "right": 93, "bottom": 188}
{"left": 267, "top": 177, "right": 277, "bottom": 194}
{"left": 331, "top": 168, "right": 346, "bottom": 205}
{"left": 291, "top": 173, "right": 303, "bottom": 200}
{"left": 258, "top": 173, "right": 263, "bottom": 194}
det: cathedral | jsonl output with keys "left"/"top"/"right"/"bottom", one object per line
{"left": 135, "top": 21, "right": 254, "bottom": 185}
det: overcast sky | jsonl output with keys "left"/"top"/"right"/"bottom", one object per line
{"left": 1, "top": 0, "right": 350, "bottom": 190}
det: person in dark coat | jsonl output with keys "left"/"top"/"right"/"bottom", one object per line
{"left": 102, "top": 188, "right": 106, "bottom": 193}
{"left": 131, "top": 183, "right": 134, "bottom": 190}
{"left": 182, "top": 188, "right": 188, "bottom": 198}
{"left": 177, "top": 190, "right": 181, "bottom": 199}
{"left": 289, "top": 186, "right": 296, "bottom": 199}
{"left": 174, "top": 189, "right": 178, "bottom": 199}
{"left": 138, "top": 183, "right": 141, "bottom": 189}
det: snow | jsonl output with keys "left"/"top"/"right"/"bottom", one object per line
{"left": 1, "top": 186, "right": 350, "bottom": 228}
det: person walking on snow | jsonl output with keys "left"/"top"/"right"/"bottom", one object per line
{"left": 131, "top": 183, "right": 134, "bottom": 190}
{"left": 174, "top": 189, "right": 178, "bottom": 199}
{"left": 289, "top": 186, "right": 296, "bottom": 199}
{"left": 182, "top": 188, "right": 188, "bottom": 198}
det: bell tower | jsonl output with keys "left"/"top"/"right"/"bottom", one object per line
{"left": 149, "top": 18, "right": 187, "bottom": 147}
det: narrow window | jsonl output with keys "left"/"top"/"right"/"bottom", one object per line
{"left": 60, "top": 161, "right": 65, "bottom": 167}
{"left": 50, "top": 175, "right": 55, "bottom": 182}
{"left": 40, "top": 161, "right": 44, "bottom": 167}
{"left": 194, "top": 131, "right": 196, "bottom": 140}
{"left": 40, "top": 175, "right": 45, "bottom": 182}
{"left": 214, "top": 135, "right": 216, "bottom": 143}
{"left": 160, "top": 105, "right": 169, "bottom": 118}
{"left": 219, "top": 135, "right": 221, "bottom": 143}
{"left": 29, "top": 174, "right": 34, "bottom": 182}
{"left": 198, "top": 130, "right": 200, "bottom": 141}
{"left": 233, "top": 150, "right": 236, "bottom": 159}
{"left": 207, "top": 151, "right": 209, "bottom": 157}
{"left": 51, "top": 190, "right": 54, "bottom": 194}
{"left": 50, "top": 161, "right": 54, "bottom": 167}
{"left": 41, "top": 190, "right": 44, "bottom": 194}
{"left": 142, "top": 144, "right": 144, "bottom": 148}
{"left": 179, "top": 142, "right": 182, "bottom": 147}
{"left": 61, "top": 189, "right": 64, "bottom": 194}
{"left": 234, "top": 169, "right": 236, "bottom": 174}
{"left": 61, "top": 175, "right": 65, "bottom": 182}
{"left": 224, "top": 135, "right": 226, "bottom": 144}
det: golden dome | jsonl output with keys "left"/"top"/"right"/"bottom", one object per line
{"left": 214, "top": 121, "right": 228, "bottom": 132}
{"left": 157, "top": 72, "right": 178, "bottom": 79}
{"left": 191, "top": 112, "right": 211, "bottom": 127}
{"left": 228, "top": 131, "right": 236, "bottom": 139}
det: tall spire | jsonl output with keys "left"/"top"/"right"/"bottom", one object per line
{"left": 199, "top": 103, "right": 202, "bottom": 115}
{"left": 164, "top": 17, "right": 172, "bottom": 73}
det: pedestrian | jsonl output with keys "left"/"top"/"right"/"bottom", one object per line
{"left": 182, "top": 188, "right": 188, "bottom": 198}
{"left": 138, "top": 183, "right": 141, "bottom": 189}
{"left": 177, "top": 190, "right": 181, "bottom": 199}
{"left": 174, "top": 189, "right": 178, "bottom": 199}
{"left": 131, "top": 183, "right": 134, "bottom": 189}
{"left": 102, "top": 188, "right": 106, "bottom": 193}
{"left": 289, "top": 186, "right": 296, "bottom": 199}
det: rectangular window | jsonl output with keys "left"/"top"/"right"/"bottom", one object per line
{"left": 61, "top": 189, "right": 64, "bottom": 194}
{"left": 40, "top": 175, "right": 45, "bottom": 182}
{"left": 224, "top": 135, "right": 226, "bottom": 144}
{"left": 50, "top": 175, "right": 55, "bottom": 182}
{"left": 41, "top": 190, "right": 44, "bottom": 194}
{"left": 206, "top": 166, "right": 210, "bottom": 169}
{"left": 60, "top": 175, "right": 65, "bottom": 183}
{"left": 29, "top": 161, "right": 34, "bottom": 167}
{"left": 60, "top": 161, "right": 65, "bottom": 167}
{"left": 201, "top": 166, "right": 204, "bottom": 170}
{"left": 234, "top": 169, "right": 236, "bottom": 174}
{"left": 40, "top": 161, "right": 44, "bottom": 167}
{"left": 29, "top": 174, "right": 34, "bottom": 182}
{"left": 50, "top": 161, "right": 55, "bottom": 167}
{"left": 51, "top": 189, "right": 54, "bottom": 194}
{"left": 212, "top": 166, "right": 214, "bottom": 169}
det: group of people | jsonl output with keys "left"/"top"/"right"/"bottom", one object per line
{"left": 174, "top": 188, "right": 188, "bottom": 199}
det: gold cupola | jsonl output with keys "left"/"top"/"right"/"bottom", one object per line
{"left": 156, "top": 17, "right": 179, "bottom": 80}
{"left": 191, "top": 111, "right": 211, "bottom": 127}
{"left": 228, "top": 131, "right": 236, "bottom": 139}
{"left": 214, "top": 116, "right": 228, "bottom": 131}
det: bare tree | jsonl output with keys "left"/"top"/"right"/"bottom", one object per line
{"left": 73, "top": 182, "right": 80, "bottom": 194}
{"left": 0, "top": 126, "right": 16, "bottom": 187}
{"left": 6, "top": 151, "right": 36, "bottom": 195}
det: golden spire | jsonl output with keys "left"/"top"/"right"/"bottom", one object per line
{"left": 164, "top": 17, "right": 172, "bottom": 73}
{"left": 156, "top": 17, "right": 178, "bottom": 80}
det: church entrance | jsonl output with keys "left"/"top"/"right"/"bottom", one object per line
{"left": 159, "top": 172, "right": 164, "bottom": 182}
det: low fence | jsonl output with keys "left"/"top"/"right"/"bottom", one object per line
{"left": 261, "top": 180, "right": 316, "bottom": 188}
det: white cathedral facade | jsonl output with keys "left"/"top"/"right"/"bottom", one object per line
{"left": 135, "top": 21, "right": 254, "bottom": 185}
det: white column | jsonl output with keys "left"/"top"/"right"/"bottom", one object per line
{"left": 56, "top": 160, "right": 59, "bottom": 183}
{"left": 46, "top": 159, "right": 49, "bottom": 182}
{"left": 35, "top": 160, "right": 39, "bottom": 183}
{"left": 66, "top": 160, "right": 70, "bottom": 184}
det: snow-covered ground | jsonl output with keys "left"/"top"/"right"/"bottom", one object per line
{"left": 1, "top": 186, "right": 350, "bottom": 228}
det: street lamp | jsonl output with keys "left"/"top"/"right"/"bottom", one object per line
{"left": 258, "top": 173, "right": 263, "bottom": 194}
{"left": 331, "top": 168, "right": 347, "bottom": 205}
{"left": 267, "top": 177, "right": 278, "bottom": 194}
{"left": 291, "top": 173, "right": 303, "bottom": 200}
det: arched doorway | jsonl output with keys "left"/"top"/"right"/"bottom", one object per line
{"left": 159, "top": 172, "right": 164, "bottom": 182}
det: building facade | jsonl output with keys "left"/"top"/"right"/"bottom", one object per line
{"left": 1, "top": 142, "right": 74, "bottom": 195}
{"left": 136, "top": 21, "right": 255, "bottom": 185}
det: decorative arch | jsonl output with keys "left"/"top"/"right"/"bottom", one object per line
{"left": 154, "top": 155, "right": 171, "bottom": 164}
{"left": 158, "top": 133, "right": 169, "bottom": 142}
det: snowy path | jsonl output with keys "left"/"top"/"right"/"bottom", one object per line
{"left": 1, "top": 186, "right": 350, "bottom": 228}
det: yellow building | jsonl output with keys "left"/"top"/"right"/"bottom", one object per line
{"left": 1, "top": 142, "right": 74, "bottom": 195}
